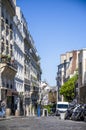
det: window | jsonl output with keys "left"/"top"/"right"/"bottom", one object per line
{"left": 69, "top": 57, "right": 72, "bottom": 61}
{"left": 6, "top": 83, "right": 9, "bottom": 88}
{"left": 6, "top": 25, "right": 9, "bottom": 36}
{"left": 1, "top": 19, "right": 4, "bottom": 30}
{"left": 10, "top": 24, "right": 13, "bottom": 30}
{"left": 6, "top": 18, "right": 8, "bottom": 24}
{"left": 10, "top": 44, "right": 12, "bottom": 49}
{"left": 10, "top": 31, "right": 13, "bottom": 40}
{"left": 10, "top": 50, "right": 12, "bottom": 57}
{"left": 1, "top": 43, "right": 4, "bottom": 52}
{"left": 6, "top": 40, "right": 8, "bottom": 45}
{"left": 1, "top": 11, "right": 4, "bottom": 18}
{"left": 64, "top": 60, "right": 66, "bottom": 63}
{"left": 10, "top": 84, "right": 13, "bottom": 89}
{"left": 24, "top": 65, "right": 26, "bottom": 74}
{"left": 6, "top": 46, "right": 9, "bottom": 55}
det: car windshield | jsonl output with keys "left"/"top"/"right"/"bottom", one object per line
{"left": 57, "top": 104, "right": 68, "bottom": 109}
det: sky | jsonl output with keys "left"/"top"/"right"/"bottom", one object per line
{"left": 16, "top": 0, "right": 86, "bottom": 86}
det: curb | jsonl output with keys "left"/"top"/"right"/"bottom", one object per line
{"left": 0, "top": 116, "right": 24, "bottom": 121}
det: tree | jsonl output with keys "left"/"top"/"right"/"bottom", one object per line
{"left": 60, "top": 74, "right": 78, "bottom": 102}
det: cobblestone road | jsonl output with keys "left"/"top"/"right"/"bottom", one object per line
{"left": 0, "top": 116, "right": 86, "bottom": 130}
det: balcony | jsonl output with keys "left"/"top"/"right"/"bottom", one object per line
{"left": 30, "top": 86, "right": 39, "bottom": 93}
{"left": 31, "top": 76, "right": 39, "bottom": 87}
{"left": 24, "top": 31, "right": 31, "bottom": 46}
{"left": 0, "top": 55, "right": 17, "bottom": 75}
{"left": 24, "top": 78, "right": 30, "bottom": 86}
{"left": 24, "top": 91, "right": 30, "bottom": 98}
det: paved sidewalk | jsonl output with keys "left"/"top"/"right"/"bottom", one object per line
{"left": 0, "top": 115, "right": 37, "bottom": 121}
{"left": 0, "top": 115, "right": 24, "bottom": 121}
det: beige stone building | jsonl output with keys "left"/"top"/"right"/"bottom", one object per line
{"left": 0, "top": 0, "right": 42, "bottom": 116}
{"left": 78, "top": 49, "right": 86, "bottom": 103}
{"left": 56, "top": 50, "right": 79, "bottom": 101}
{"left": 0, "top": 0, "right": 18, "bottom": 115}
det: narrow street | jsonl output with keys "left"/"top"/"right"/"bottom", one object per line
{"left": 0, "top": 116, "right": 86, "bottom": 130}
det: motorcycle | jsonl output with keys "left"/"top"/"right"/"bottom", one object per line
{"left": 71, "top": 104, "right": 85, "bottom": 121}
{"left": 65, "top": 103, "right": 76, "bottom": 120}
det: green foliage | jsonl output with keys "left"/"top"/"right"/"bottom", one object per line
{"left": 43, "top": 104, "right": 53, "bottom": 114}
{"left": 60, "top": 74, "right": 78, "bottom": 102}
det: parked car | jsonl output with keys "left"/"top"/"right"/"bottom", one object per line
{"left": 56, "top": 102, "right": 69, "bottom": 113}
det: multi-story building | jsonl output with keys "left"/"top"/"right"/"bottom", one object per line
{"left": 48, "top": 86, "right": 57, "bottom": 105}
{"left": 78, "top": 49, "right": 86, "bottom": 103}
{"left": 40, "top": 81, "right": 50, "bottom": 106}
{"left": 13, "top": 6, "right": 24, "bottom": 115}
{"left": 56, "top": 50, "right": 79, "bottom": 101}
{"left": 0, "top": 0, "right": 18, "bottom": 115}
{"left": 0, "top": 0, "right": 42, "bottom": 116}
{"left": 21, "top": 13, "right": 42, "bottom": 116}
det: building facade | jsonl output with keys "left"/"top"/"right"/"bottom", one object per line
{"left": 40, "top": 82, "right": 50, "bottom": 106}
{"left": 0, "top": 0, "right": 42, "bottom": 116}
{"left": 78, "top": 49, "right": 86, "bottom": 103}
{"left": 0, "top": 0, "right": 18, "bottom": 115}
{"left": 56, "top": 50, "right": 79, "bottom": 101}
{"left": 13, "top": 6, "right": 25, "bottom": 115}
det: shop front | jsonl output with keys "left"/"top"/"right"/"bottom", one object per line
{"left": 0, "top": 88, "right": 18, "bottom": 116}
{"left": 0, "top": 60, "right": 17, "bottom": 116}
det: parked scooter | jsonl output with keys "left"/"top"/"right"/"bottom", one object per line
{"left": 65, "top": 103, "right": 76, "bottom": 120}
{"left": 84, "top": 104, "right": 86, "bottom": 121}
{"left": 71, "top": 104, "right": 85, "bottom": 121}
